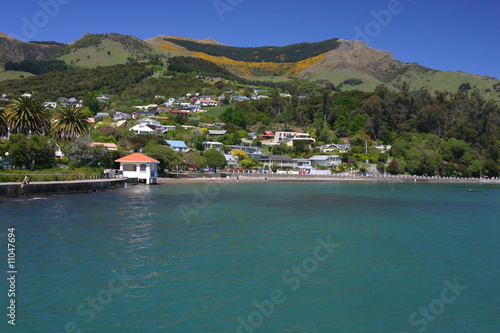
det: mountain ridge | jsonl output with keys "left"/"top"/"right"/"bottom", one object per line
{"left": 0, "top": 31, "right": 498, "bottom": 101}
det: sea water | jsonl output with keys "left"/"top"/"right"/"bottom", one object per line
{"left": 0, "top": 182, "right": 499, "bottom": 332}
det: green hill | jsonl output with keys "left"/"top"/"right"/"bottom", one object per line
{"left": 0, "top": 32, "right": 66, "bottom": 65}
{"left": 55, "top": 33, "right": 183, "bottom": 69}
{"left": 0, "top": 68, "right": 35, "bottom": 82}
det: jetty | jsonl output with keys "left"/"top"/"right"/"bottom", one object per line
{"left": 0, "top": 178, "right": 137, "bottom": 198}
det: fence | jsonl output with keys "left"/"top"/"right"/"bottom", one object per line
{"left": 0, "top": 173, "right": 104, "bottom": 183}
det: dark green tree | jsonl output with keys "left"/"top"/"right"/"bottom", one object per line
{"left": 142, "top": 142, "right": 183, "bottom": 172}
{"left": 203, "top": 149, "right": 227, "bottom": 169}
{"left": 4, "top": 134, "right": 55, "bottom": 170}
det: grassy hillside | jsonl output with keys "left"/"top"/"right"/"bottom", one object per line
{"left": 393, "top": 70, "right": 500, "bottom": 99}
{"left": 0, "top": 62, "right": 155, "bottom": 101}
{"left": 55, "top": 33, "right": 182, "bottom": 69}
{"left": 0, "top": 35, "right": 66, "bottom": 65}
{"left": 0, "top": 68, "right": 35, "bottom": 82}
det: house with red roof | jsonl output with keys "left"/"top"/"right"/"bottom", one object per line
{"left": 258, "top": 131, "right": 275, "bottom": 139}
{"left": 90, "top": 142, "right": 118, "bottom": 151}
{"left": 115, "top": 153, "right": 160, "bottom": 184}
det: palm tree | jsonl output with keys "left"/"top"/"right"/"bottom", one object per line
{"left": 5, "top": 96, "right": 50, "bottom": 135}
{"left": 0, "top": 107, "right": 8, "bottom": 137}
{"left": 52, "top": 105, "right": 90, "bottom": 140}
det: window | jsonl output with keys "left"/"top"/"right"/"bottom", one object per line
{"left": 140, "top": 164, "right": 147, "bottom": 172}
{"left": 123, "top": 164, "right": 136, "bottom": 172}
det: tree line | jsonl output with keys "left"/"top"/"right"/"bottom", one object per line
{"left": 165, "top": 38, "right": 340, "bottom": 63}
{"left": 4, "top": 59, "right": 67, "bottom": 75}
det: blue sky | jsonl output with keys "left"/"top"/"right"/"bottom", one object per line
{"left": 1, "top": 0, "right": 499, "bottom": 79}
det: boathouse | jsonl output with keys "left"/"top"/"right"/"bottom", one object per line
{"left": 115, "top": 153, "right": 160, "bottom": 184}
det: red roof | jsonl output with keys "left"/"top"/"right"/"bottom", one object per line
{"left": 115, "top": 153, "right": 160, "bottom": 163}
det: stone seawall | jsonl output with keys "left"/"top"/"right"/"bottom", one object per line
{"left": 173, "top": 172, "right": 500, "bottom": 184}
{"left": 0, "top": 179, "right": 132, "bottom": 198}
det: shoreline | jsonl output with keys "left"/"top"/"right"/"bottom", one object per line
{"left": 156, "top": 175, "right": 500, "bottom": 185}
{"left": 1, "top": 176, "right": 497, "bottom": 199}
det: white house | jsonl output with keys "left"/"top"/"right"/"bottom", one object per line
{"left": 195, "top": 99, "right": 219, "bottom": 107}
{"left": 136, "top": 117, "right": 161, "bottom": 127}
{"left": 157, "top": 125, "right": 176, "bottom": 133}
{"left": 115, "top": 153, "right": 159, "bottom": 185}
{"left": 133, "top": 104, "right": 158, "bottom": 110}
{"left": 129, "top": 124, "right": 154, "bottom": 134}
{"left": 224, "top": 154, "right": 239, "bottom": 168}
{"left": 273, "top": 131, "right": 316, "bottom": 147}
{"left": 321, "top": 143, "right": 351, "bottom": 153}
{"left": 308, "top": 155, "right": 342, "bottom": 167}
{"left": 203, "top": 141, "right": 224, "bottom": 150}
{"left": 44, "top": 102, "right": 57, "bottom": 108}
{"left": 293, "top": 158, "right": 312, "bottom": 170}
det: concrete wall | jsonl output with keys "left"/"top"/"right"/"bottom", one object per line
{"left": 0, "top": 179, "right": 128, "bottom": 198}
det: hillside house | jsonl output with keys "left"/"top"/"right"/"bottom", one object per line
{"left": 165, "top": 140, "right": 190, "bottom": 153}
{"left": 94, "top": 112, "right": 110, "bottom": 119}
{"left": 203, "top": 141, "right": 224, "bottom": 150}
{"left": 294, "top": 158, "right": 312, "bottom": 170}
{"left": 259, "top": 155, "right": 296, "bottom": 170}
{"left": 90, "top": 142, "right": 118, "bottom": 151}
{"left": 232, "top": 96, "right": 250, "bottom": 102}
{"left": 129, "top": 124, "right": 154, "bottom": 134}
{"left": 258, "top": 131, "right": 275, "bottom": 140}
{"left": 273, "top": 131, "right": 315, "bottom": 147}
{"left": 196, "top": 99, "right": 219, "bottom": 107}
{"left": 157, "top": 125, "right": 176, "bottom": 133}
{"left": 208, "top": 130, "right": 227, "bottom": 137}
{"left": 171, "top": 110, "right": 189, "bottom": 116}
{"left": 229, "top": 145, "right": 263, "bottom": 158}
{"left": 321, "top": 143, "right": 351, "bottom": 153}
{"left": 133, "top": 104, "right": 158, "bottom": 111}
{"left": 44, "top": 102, "right": 57, "bottom": 108}
{"left": 308, "top": 155, "right": 342, "bottom": 167}
{"left": 131, "top": 110, "right": 159, "bottom": 119}
{"left": 136, "top": 118, "right": 161, "bottom": 127}
{"left": 113, "top": 112, "right": 131, "bottom": 121}
{"left": 224, "top": 154, "right": 239, "bottom": 168}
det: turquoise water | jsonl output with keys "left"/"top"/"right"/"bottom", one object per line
{"left": 1, "top": 182, "right": 499, "bottom": 332}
